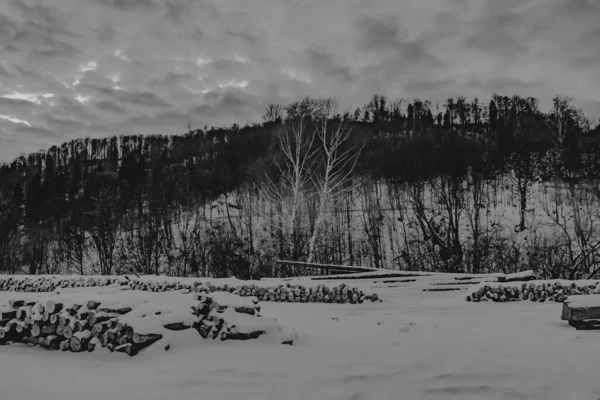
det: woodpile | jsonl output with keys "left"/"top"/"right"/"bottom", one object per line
{"left": 466, "top": 281, "right": 600, "bottom": 303}
{"left": 0, "top": 299, "right": 162, "bottom": 355}
{"left": 0, "top": 291, "right": 297, "bottom": 355}
{"left": 0, "top": 275, "right": 380, "bottom": 304}
{"left": 191, "top": 293, "right": 296, "bottom": 344}
{"left": 561, "top": 295, "right": 600, "bottom": 330}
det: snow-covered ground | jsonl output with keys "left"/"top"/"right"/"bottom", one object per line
{"left": 2, "top": 278, "right": 600, "bottom": 400}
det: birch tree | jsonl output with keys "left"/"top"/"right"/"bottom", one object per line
{"left": 307, "top": 98, "right": 362, "bottom": 263}
{"left": 261, "top": 97, "right": 319, "bottom": 260}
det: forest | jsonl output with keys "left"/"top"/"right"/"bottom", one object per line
{"left": 1, "top": 93, "right": 599, "bottom": 280}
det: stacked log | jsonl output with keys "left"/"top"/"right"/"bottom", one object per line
{"left": 0, "top": 276, "right": 380, "bottom": 304}
{"left": 0, "top": 298, "right": 161, "bottom": 355}
{"left": 466, "top": 281, "right": 600, "bottom": 303}
{"left": 191, "top": 293, "right": 296, "bottom": 344}
{"left": 0, "top": 291, "right": 297, "bottom": 354}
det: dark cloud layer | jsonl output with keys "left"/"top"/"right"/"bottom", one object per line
{"left": 0, "top": 0, "right": 599, "bottom": 161}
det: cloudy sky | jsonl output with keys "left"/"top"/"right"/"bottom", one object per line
{"left": 0, "top": 0, "right": 599, "bottom": 162}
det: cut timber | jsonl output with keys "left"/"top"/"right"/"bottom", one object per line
{"left": 86, "top": 301, "right": 102, "bottom": 311}
{"left": 132, "top": 333, "right": 162, "bottom": 345}
{"left": 0, "top": 310, "right": 17, "bottom": 320}
{"left": 88, "top": 313, "right": 118, "bottom": 327}
{"left": 164, "top": 322, "right": 191, "bottom": 331}
{"left": 275, "top": 260, "right": 379, "bottom": 275}
{"left": 45, "top": 301, "right": 63, "bottom": 314}
{"left": 97, "top": 307, "right": 132, "bottom": 315}
{"left": 311, "top": 272, "right": 426, "bottom": 281}
{"left": 30, "top": 323, "right": 41, "bottom": 338}
{"left": 45, "top": 335, "right": 62, "bottom": 350}
{"left": 70, "top": 330, "right": 92, "bottom": 352}
{"left": 497, "top": 270, "right": 536, "bottom": 283}
{"left": 8, "top": 300, "right": 25, "bottom": 308}
{"left": 87, "top": 337, "right": 101, "bottom": 352}
{"left": 562, "top": 297, "right": 600, "bottom": 322}
{"left": 221, "top": 330, "right": 265, "bottom": 341}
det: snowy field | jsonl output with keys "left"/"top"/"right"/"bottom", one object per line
{"left": 2, "top": 276, "right": 600, "bottom": 400}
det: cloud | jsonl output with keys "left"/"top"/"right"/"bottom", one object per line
{"left": 0, "top": 0, "right": 599, "bottom": 162}
{"left": 0, "top": 97, "right": 38, "bottom": 110}
{"left": 356, "top": 16, "right": 403, "bottom": 51}
{"left": 0, "top": 115, "right": 32, "bottom": 126}
{"left": 90, "top": 0, "right": 159, "bottom": 12}
{"left": 96, "top": 100, "right": 127, "bottom": 114}
{"left": 116, "top": 91, "right": 171, "bottom": 108}
{"left": 304, "top": 48, "right": 354, "bottom": 83}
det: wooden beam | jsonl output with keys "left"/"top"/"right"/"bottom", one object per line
{"left": 275, "top": 260, "right": 378, "bottom": 274}
{"left": 562, "top": 301, "right": 600, "bottom": 321}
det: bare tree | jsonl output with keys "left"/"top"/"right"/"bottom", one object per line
{"left": 506, "top": 151, "right": 540, "bottom": 232}
{"left": 306, "top": 99, "right": 362, "bottom": 263}
{"left": 22, "top": 226, "right": 50, "bottom": 275}
{"left": 88, "top": 185, "right": 124, "bottom": 275}
{"left": 358, "top": 179, "right": 386, "bottom": 269}
{"left": 543, "top": 181, "right": 600, "bottom": 279}
{"left": 163, "top": 206, "right": 205, "bottom": 277}
{"left": 262, "top": 103, "right": 284, "bottom": 124}
{"left": 260, "top": 98, "right": 320, "bottom": 261}
{"left": 62, "top": 214, "right": 88, "bottom": 274}
{"left": 0, "top": 205, "right": 20, "bottom": 273}
{"left": 547, "top": 95, "right": 585, "bottom": 151}
{"left": 121, "top": 208, "right": 164, "bottom": 275}
{"left": 409, "top": 173, "right": 467, "bottom": 273}
{"left": 464, "top": 166, "right": 500, "bottom": 274}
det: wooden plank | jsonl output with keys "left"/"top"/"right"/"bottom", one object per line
{"left": 497, "top": 270, "right": 536, "bottom": 283}
{"left": 275, "top": 260, "right": 378, "bottom": 274}
{"left": 311, "top": 272, "right": 430, "bottom": 281}
{"left": 561, "top": 301, "right": 600, "bottom": 321}
{"left": 568, "top": 319, "right": 600, "bottom": 330}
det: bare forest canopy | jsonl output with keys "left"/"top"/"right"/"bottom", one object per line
{"left": 1, "top": 94, "right": 600, "bottom": 279}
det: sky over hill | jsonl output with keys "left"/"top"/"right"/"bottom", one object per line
{"left": 0, "top": 0, "right": 599, "bottom": 161}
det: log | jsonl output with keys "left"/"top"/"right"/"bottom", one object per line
{"left": 92, "top": 322, "right": 110, "bottom": 338}
{"left": 164, "top": 322, "right": 191, "bottom": 331}
{"left": 234, "top": 306, "right": 257, "bottom": 316}
{"left": 88, "top": 313, "right": 117, "bottom": 327}
{"left": 8, "top": 300, "right": 25, "bottom": 308}
{"left": 114, "top": 343, "right": 136, "bottom": 356}
{"left": 45, "top": 335, "right": 62, "bottom": 350}
{"left": 77, "top": 312, "right": 90, "bottom": 321}
{"left": 86, "top": 301, "right": 102, "bottom": 311}
{"left": 132, "top": 333, "right": 162, "bottom": 345}
{"left": 87, "top": 337, "right": 101, "bottom": 352}
{"left": 62, "top": 325, "right": 73, "bottom": 339}
{"left": 30, "top": 323, "right": 41, "bottom": 338}
{"left": 97, "top": 307, "right": 132, "bottom": 315}
{"left": 70, "top": 330, "right": 92, "bottom": 352}
{"left": 45, "top": 301, "right": 63, "bottom": 314}
{"left": 221, "top": 330, "right": 265, "bottom": 341}
{"left": 0, "top": 310, "right": 17, "bottom": 320}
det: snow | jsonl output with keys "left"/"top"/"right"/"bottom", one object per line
{"left": 2, "top": 279, "right": 600, "bottom": 400}
{"left": 564, "top": 295, "right": 600, "bottom": 308}
{"left": 501, "top": 270, "right": 535, "bottom": 280}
